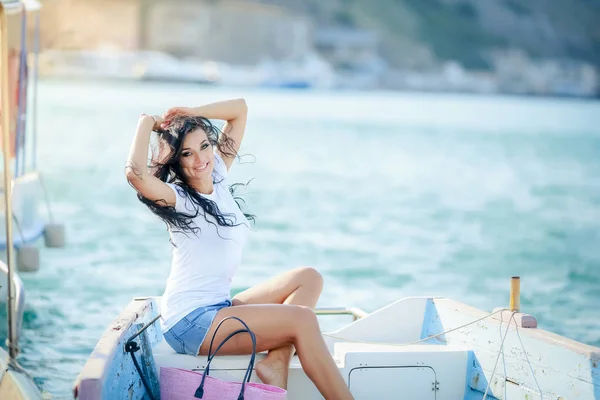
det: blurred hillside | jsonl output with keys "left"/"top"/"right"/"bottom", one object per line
{"left": 37, "top": 0, "right": 600, "bottom": 96}
{"left": 260, "top": 0, "right": 600, "bottom": 70}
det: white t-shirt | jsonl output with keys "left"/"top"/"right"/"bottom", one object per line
{"left": 160, "top": 152, "right": 250, "bottom": 333}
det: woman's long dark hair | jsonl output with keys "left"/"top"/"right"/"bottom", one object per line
{"left": 138, "top": 115, "right": 254, "bottom": 235}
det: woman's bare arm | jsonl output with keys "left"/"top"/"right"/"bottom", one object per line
{"left": 125, "top": 114, "right": 176, "bottom": 206}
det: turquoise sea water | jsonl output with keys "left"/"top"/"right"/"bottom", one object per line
{"left": 5, "top": 80, "right": 600, "bottom": 398}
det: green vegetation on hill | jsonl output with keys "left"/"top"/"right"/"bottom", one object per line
{"left": 401, "top": 0, "right": 505, "bottom": 69}
{"left": 263, "top": 0, "right": 600, "bottom": 69}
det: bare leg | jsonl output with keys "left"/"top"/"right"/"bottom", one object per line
{"left": 199, "top": 304, "right": 353, "bottom": 400}
{"left": 231, "top": 267, "right": 323, "bottom": 388}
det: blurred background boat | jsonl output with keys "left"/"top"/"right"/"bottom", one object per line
{"left": 0, "top": 0, "right": 64, "bottom": 275}
{"left": 0, "top": 262, "right": 41, "bottom": 399}
{"left": 0, "top": 1, "right": 49, "bottom": 398}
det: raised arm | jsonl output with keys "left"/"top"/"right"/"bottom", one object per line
{"left": 162, "top": 99, "right": 247, "bottom": 171}
{"left": 125, "top": 114, "right": 176, "bottom": 206}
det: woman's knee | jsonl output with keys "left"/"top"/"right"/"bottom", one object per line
{"left": 298, "top": 266, "right": 323, "bottom": 293}
{"left": 292, "top": 305, "right": 319, "bottom": 331}
{"left": 284, "top": 305, "right": 318, "bottom": 334}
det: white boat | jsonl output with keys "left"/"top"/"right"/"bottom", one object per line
{"left": 74, "top": 278, "right": 599, "bottom": 399}
{"left": 0, "top": 0, "right": 65, "bottom": 274}
{"left": 0, "top": 261, "right": 42, "bottom": 399}
{"left": 1, "top": 1, "right": 50, "bottom": 398}
{"left": 39, "top": 49, "right": 219, "bottom": 84}
{"left": 0, "top": 261, "right": 24, "bottom": 336}
{"left": 38, "top": 49, "right": 141, "bottom": 81}
{"left": 258, "top": 53, "right": 336, "bottom": 90}
{"left": 206, "top": 53, "right": 336, "bottom": 89}
{"left": 0, "top": 172, "right": 49, "bottom": 269}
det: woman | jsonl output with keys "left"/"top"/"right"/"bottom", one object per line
{"left": 125, "top": 99, "right": 354, "bottom": 399}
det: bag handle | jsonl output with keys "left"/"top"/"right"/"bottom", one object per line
{"left": 208, "top": 317, "right": 257, "bottom": 391}
{"left": 204, "top": 329, "right": 257, "bottom": 385}
{"left": 195, "top": 329, "right": 256, "bottom": 400}
{"left": 207, "top": 316, "right": 252, "bottom": 359}
{"left": 194, "top": 316, "right": 257, "bottom": 400}
{"left": 206, "top": 316, "right": 256, "bottom": 385}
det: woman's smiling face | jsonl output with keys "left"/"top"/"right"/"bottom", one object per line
{"left": 179, "top": 128, "right": 214, "bottom": 181}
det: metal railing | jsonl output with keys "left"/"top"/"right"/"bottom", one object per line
{"left": 130, "top": 299, "right": 370, "bottom": 322}
{"left": 315, "top": 307, "right": 368, "bottom": 321}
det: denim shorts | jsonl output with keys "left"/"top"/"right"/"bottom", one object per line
{"left": 163, "top": 300, "right": 232, "bottom": 356}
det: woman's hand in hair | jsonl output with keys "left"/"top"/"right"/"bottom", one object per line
{"left": 162, "top": 107, "right": 193, "bottom": 126}
{"left": 140, "top": 114, "right": 165, "bottom": 131}
{"left": 152, "top": 115, "right": 166, "bottom": 130}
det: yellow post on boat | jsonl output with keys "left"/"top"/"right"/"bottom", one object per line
{"left": 510, "top": 275, "right": 520, "bottom": 312}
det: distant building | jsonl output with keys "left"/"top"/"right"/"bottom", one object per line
{"left": 315, "top": 27, "right": 382, "bottom": 70}
{"left": 490, "top": 49, "right": 599, "bottom": 97}
{"left": 38, "top": 0, "right": 312, "bottom": 65}
{"left": 38, "top": 0, "right": 141, "bottom": 51}
{"left": 314, "top": 27, "right": 386, "bottom": 88}
{"left": 143, "top": 0, "right": 312, "bottom": 64}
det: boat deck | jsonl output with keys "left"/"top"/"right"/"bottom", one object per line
{"left": 74, "top": 296, "right": 600, "bottom": 400}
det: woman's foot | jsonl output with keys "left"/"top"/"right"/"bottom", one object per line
{"left": 255, "top": 356, "right": 289, "bottom": 389}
